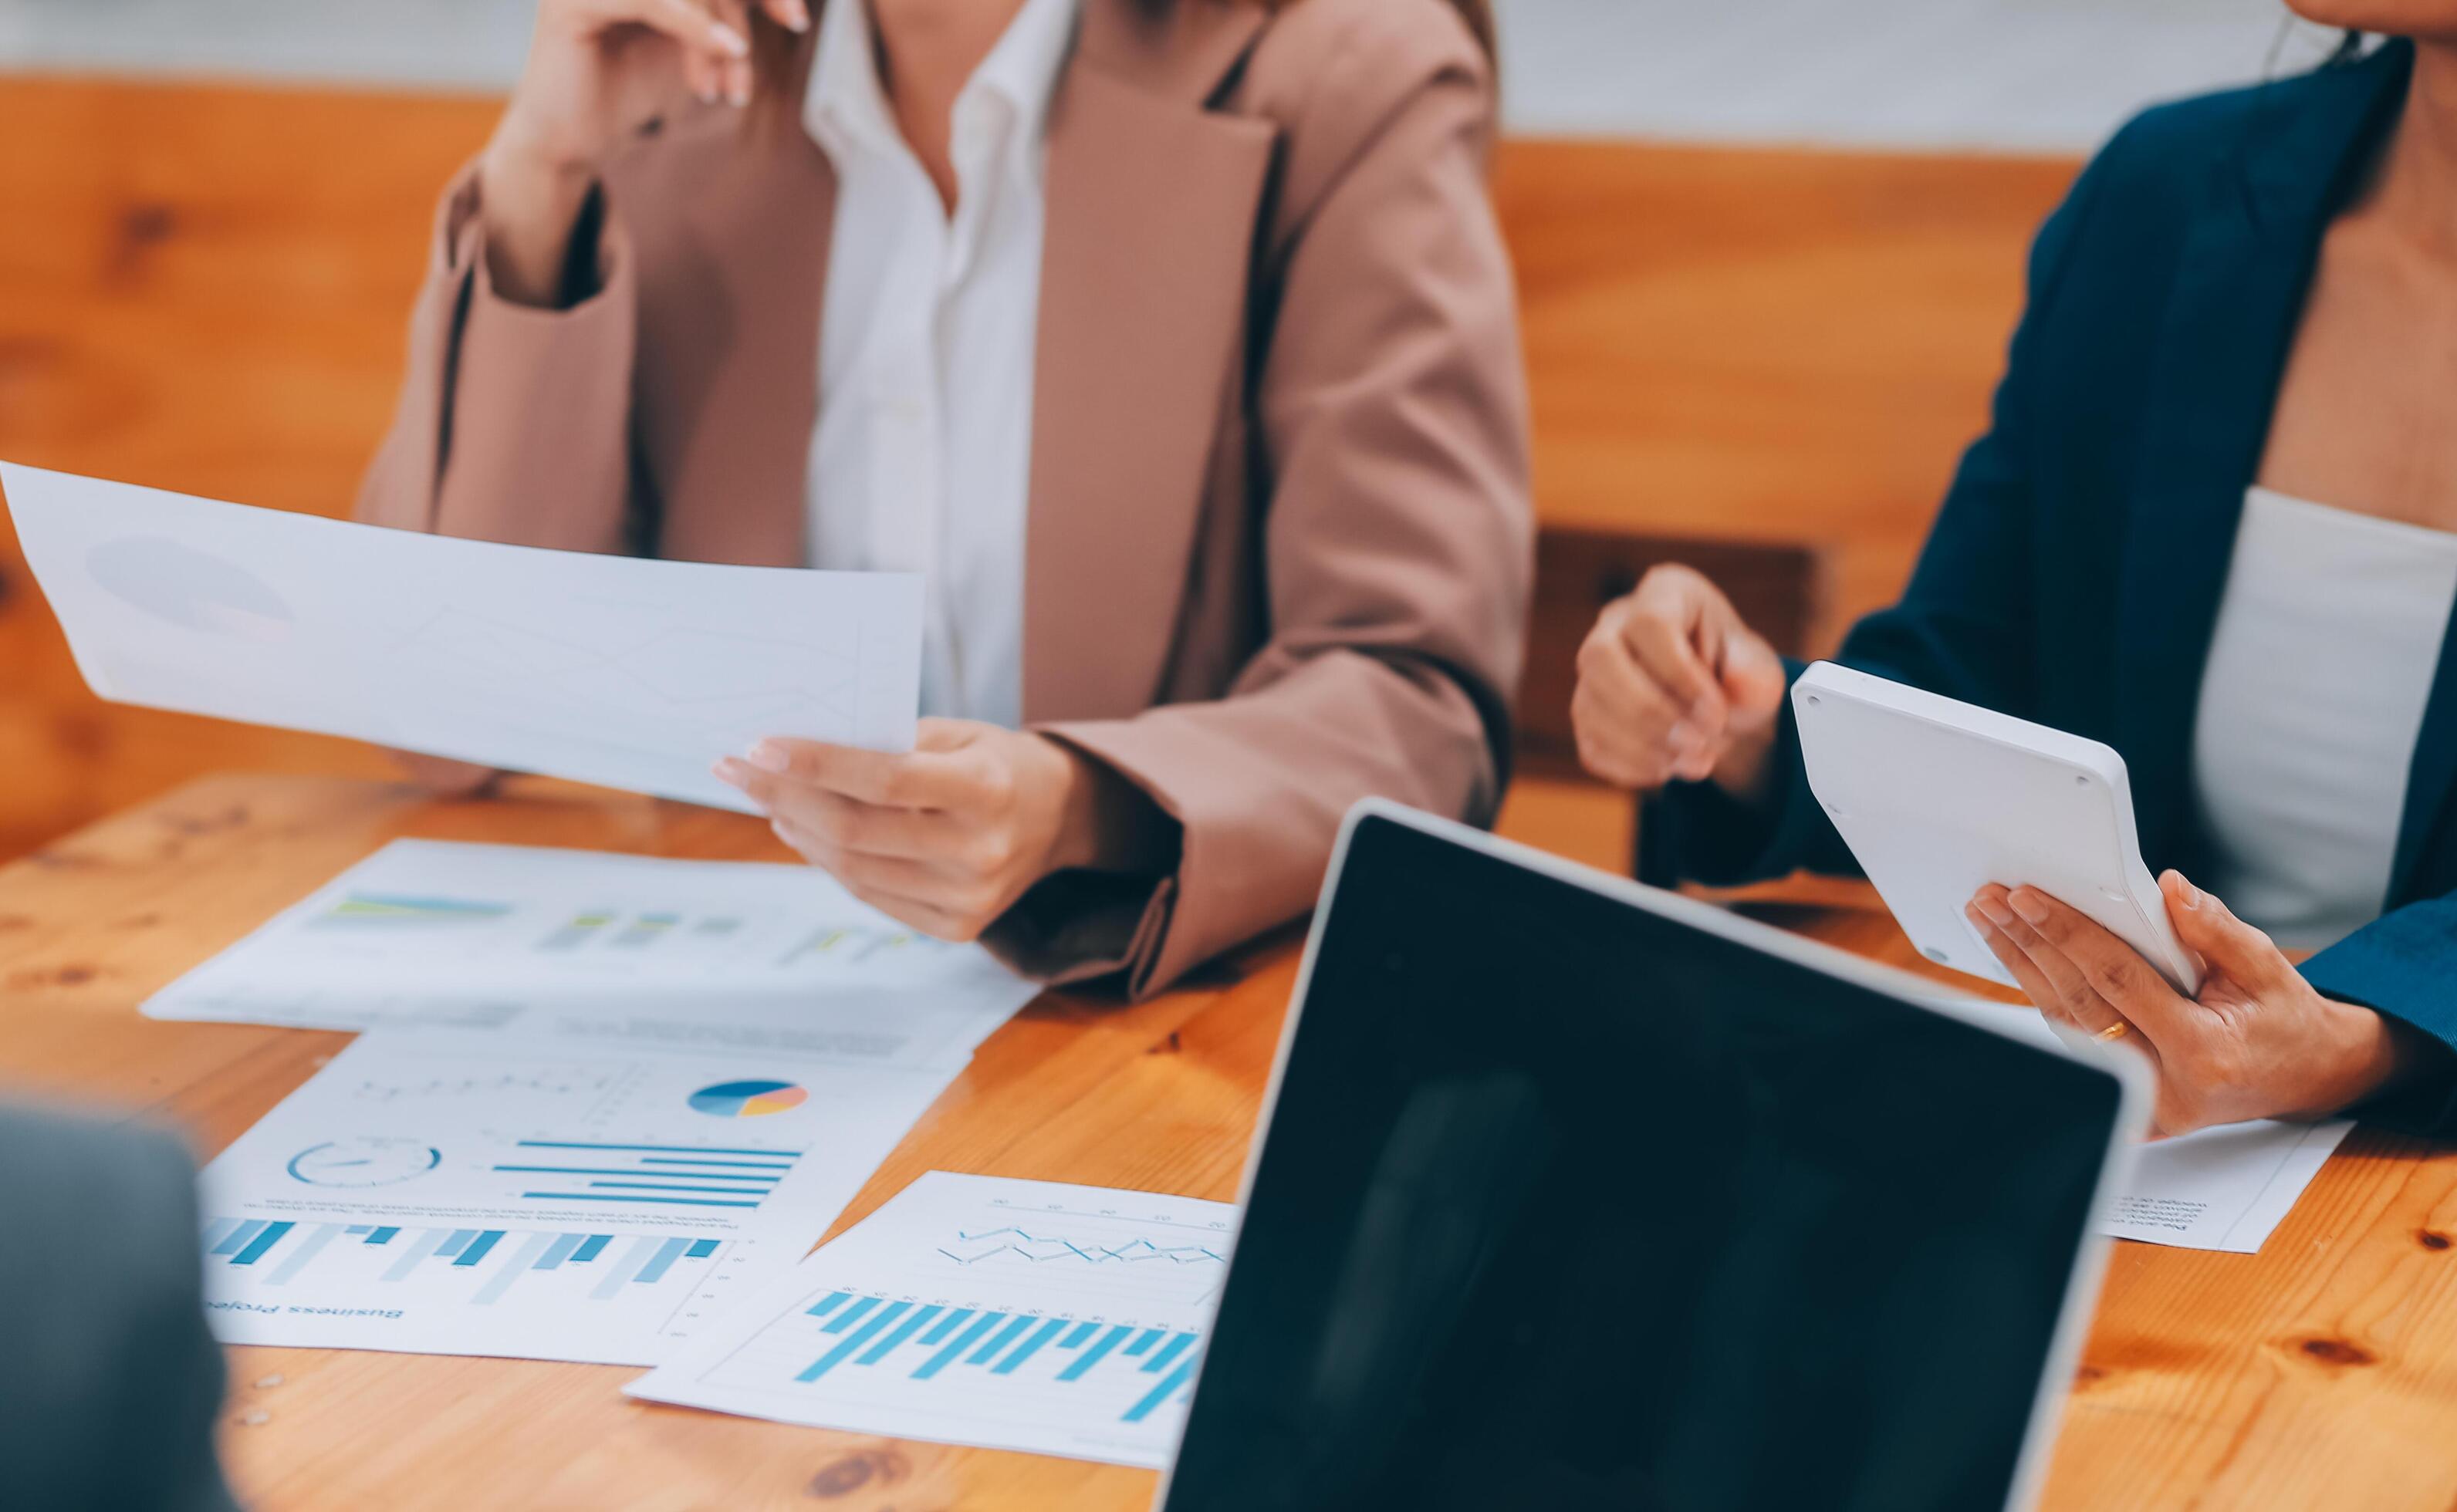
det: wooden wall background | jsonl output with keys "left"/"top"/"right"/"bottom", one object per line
{"left": 0, "top": 76, "right": 2079, "bottom": 864}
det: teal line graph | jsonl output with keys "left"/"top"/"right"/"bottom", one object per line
{"left": 937, "top": 1227, "right": 1228, "bottom": 1267}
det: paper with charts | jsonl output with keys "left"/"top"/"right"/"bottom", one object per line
{"left": 145, "top": 839, "right": 1040, "bottom": 1045}
{"left": 627, "top": 1173, "right": 1236, "bottom": 1468}
{"left": 0, "top": 461, "right": 921, "bottom": 812}
{"left": 198, "top": 1027, "right": 960, "bottom": 1365}
{"left": 1975, "top": 1001, "right": 2354, "bottom": 1254}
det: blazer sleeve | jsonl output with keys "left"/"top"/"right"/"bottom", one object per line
{"left": 1639, "top": 123, "right": 2122, "bottom": 889}
{"left": 355, "top": 164, "right": 645, "bottom": 555}
{"left": 992, "top": 35, "right": 1533, "bottom": 997}
{"left": 2299, "top": 893, "right": 2457, "bottom": 1134}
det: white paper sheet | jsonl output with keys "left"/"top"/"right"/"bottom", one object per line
{"left": 626, "top": 1173, "right": 1237, "bottom": 1468}
{"left": 145, "top": 839, "right": 1042, "bottom": 1053}
{"left": 1958, "top": 998, "right": 2355, "bottom": 1254}
{"left": 198, "top": 1027, "right": 960, "bottom": 1365}
{"left": 1, "top": 462, "right": 921, "bottom": 812}
{"left": 2097, "top": 1117, "right": 2354, "bottom": 1254}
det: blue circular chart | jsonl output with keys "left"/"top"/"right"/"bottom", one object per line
{"left": 688, "top": 1079, "right": 809, "bottom": 1118}
{"left": 286, "top": 1136, "right": 441, "bottom": 1187}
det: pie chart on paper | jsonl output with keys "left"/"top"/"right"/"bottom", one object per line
{"left": 688, "top": 1079, "right": 810, "bottom": 1118}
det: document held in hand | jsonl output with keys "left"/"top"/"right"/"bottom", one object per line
{"left": 1, "top": 463, "right": 921, "bottom": 812}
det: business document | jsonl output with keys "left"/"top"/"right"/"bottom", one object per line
{"left": 198, "top": 1028, "right": 962, "bottom": 1365}
{"left": 2, "top": 461, "right": 921, "bottom": 811}
{"left": 146, "top": 839, "right": 1039, "bottom": 1048}
{"left": 627, "top": 1173, "right": 1237, "bottom": 1467}
{"left": 1980, "top": 1002, "right": 2354, "bottom": 1254}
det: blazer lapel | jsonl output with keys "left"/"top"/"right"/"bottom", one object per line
{"left": 644, "top": 119, "right": 838, "bottom": 569}
{"left": 2396, "top": 614, "right": 2457, "bottom": 902}
{"left": 2114, "top": 46, "right": 2411, "bottom": 863}
{"left": 1022, "top": 0, "right": 1276, "bottom": 723}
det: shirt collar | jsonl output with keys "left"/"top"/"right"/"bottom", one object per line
{"left": 969, "top": 0, "right": 1081, "bottom": 152}
{"left": 804, "top": 0, "right": 1082, "bottom": 166}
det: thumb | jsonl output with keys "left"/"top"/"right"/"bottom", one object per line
{"left": 1715, "top": 626, "right": 1789, "bottom": 728}
{"left": 2162, "top": 870, "right": 2292, "bottom": 994}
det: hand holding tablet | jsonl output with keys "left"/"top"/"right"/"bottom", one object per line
{"left": 1790, "top": 661, "right": 2201, "bottom": 998}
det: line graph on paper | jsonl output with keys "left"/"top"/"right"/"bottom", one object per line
{"left": 938, "top": 1227, "right": 1229, "bottom": 1269}
{"left": 924, "top": 1196, "right": 1236, "bottom": 1308}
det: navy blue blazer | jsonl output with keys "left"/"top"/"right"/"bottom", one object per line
{"left": 1642, "top": 40, "right": 2457, "bottom": 1129}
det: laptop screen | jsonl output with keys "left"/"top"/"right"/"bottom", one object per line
{"left": 1164, "top": 812, "right": 2122, "bottom": 1512}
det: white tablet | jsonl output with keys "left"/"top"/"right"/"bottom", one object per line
{"left": 1791, "top": 661, "right": 2201, "bottom": 997}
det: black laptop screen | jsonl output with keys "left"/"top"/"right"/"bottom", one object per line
{"left": 1165, "top": 814, "right": 2121, "bottom": 1512}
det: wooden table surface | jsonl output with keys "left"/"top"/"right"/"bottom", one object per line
{"left": 4, "top": 774, "right": 2454, "bottom": 1511}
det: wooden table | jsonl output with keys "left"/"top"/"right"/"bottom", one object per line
{"left": 3, "top": 775, "right": 2453, "bottom": 1510}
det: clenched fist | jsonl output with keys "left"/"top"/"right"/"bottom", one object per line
{"left": 1572, "top": 564, "right": 1789, "bottom": 796}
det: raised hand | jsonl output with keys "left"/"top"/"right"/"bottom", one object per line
{"left": 1571, "top": 563, "right": 1790, "bottom": 796}
{"left": 479, "top": 0, "right": 810, "bottom": 303}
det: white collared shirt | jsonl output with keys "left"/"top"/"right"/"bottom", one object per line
{"left": 803, "top": 0, "right": 1080, "bottom": 728}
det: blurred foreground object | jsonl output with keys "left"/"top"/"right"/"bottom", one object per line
{"left": 0, "top": 1103, "right": 238, "bottom": 1512}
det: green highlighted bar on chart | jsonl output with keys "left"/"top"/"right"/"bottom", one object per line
{"left": 313, "top": 893, "right": 512, "bottom": 930}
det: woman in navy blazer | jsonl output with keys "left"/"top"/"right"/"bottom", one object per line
{"left": 1573, "top": 21, "right": 2457, "bottom": 1137}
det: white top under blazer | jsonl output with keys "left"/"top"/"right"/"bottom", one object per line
{"left": 2192, "top": 487, "right": 2457, "bottom": 951}
{"left": 802, "top": 0, "right": 1082, "bottom": 729}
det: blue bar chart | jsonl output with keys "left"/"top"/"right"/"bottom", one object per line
{"left": 192, "top": 1024, "right": 965, "bottom": 1365}
{"left": 199, "top": 1211, "right": 757, "bottom": 1363}
{"left": 766, "top": 1287, "right": 1207, "bottom": 1425}
{"left": 492, "top": 1138, "right": 805, "bottom": 1212}
{"left": 203, "top": 1214, "right": 732, "bottom": 1304}
{"left": 626, "top": 1173, "right": 1236, "bottom": 1469}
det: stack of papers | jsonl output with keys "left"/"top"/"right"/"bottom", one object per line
{"left": 167, "top": 841, "right": 1042, "bottom": 1365}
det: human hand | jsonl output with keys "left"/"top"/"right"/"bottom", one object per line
{"left": 711, "top": 719, "right": 1101, "bottom": 943}
{"left": 480, "top": 0, "right": 809, "bottom": 302}
{"left": 1572, "top": 564, "right": 1790, "bottom": 796}
{"left": 1965, "top": 870, "right": 2410, "bottom": 1136}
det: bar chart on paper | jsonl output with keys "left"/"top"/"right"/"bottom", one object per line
{"left": 627, "top": 1173, "right": 1239, "bottom": 1468}
{"left": 197, "top": 1028, "right": 963, "bottom": 1364}
{"left": 144, "top": 839, "right": 1031, "bottom": 1037}
{"left": 203, "top": 1216, "right": 736, "bottom": 1335}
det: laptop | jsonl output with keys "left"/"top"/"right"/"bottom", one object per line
{"left": 1158, "top": 801, "right": 2144, "bottom": 1512}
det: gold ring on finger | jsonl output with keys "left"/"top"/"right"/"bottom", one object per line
{"left": 2093, "top": 1020, "right": 2130, "bottom": 1044}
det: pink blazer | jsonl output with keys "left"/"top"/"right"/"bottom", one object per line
{"left": 357, "top": 0, "right": 1533, "bottom": 995}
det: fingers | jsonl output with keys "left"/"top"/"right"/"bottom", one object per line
{"left": 2162, "top": 871, "right": 2296, "bottom": 996}
{"left": 2008, "top": 887, "right": 2173, "bottom": 1009}
{"left": 573, "top": 0, "right": 752, "bottom": 104}
{"left": 1573, "top": 629, "right": 1707, "bottom": 787}
{"left": 724, "top": 740, "right": 970, "bottom": 811}
{"left": 1717, "top": 625, "right": 1790, "bottom": 734}
{"left": 1968, "top": 887, "right": 2124, "bottom": 1039}
{"left": 605, "top": 0, "right": 752, "bottom": 58}
{"left": 769, "top": 815, "right": 992, "bottom": 941}
{"left": 1968, "top": 896, "right": 2080, "bottom": 1020}
{"left": 1572, "top": 566, "right": 1747, "bottom": 789}
{"left": 698, "top": 0, "right": 755, "bottom": 105}
{"left": 1618, "top": 574, "right": 1727, "bottom": 734}
{"left": 759, "top": 0, "right": 810, "bottom": 35}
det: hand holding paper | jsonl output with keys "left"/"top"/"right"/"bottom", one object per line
{"left": 1, "top": 463, "right": 923, "bottom": 812}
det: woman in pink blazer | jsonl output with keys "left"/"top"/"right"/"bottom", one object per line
{"left": 358, "top": 0, "right": 1530, "bottom": 995}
